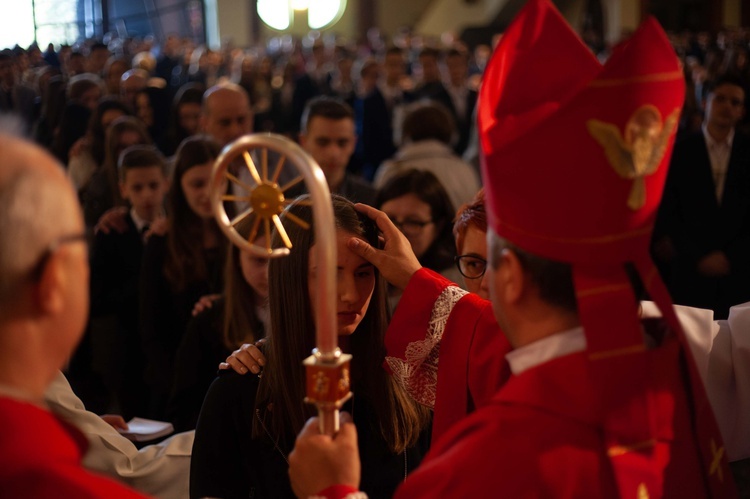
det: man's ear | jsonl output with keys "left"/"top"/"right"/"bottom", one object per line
{"left": 118, "top": 181, "right": 128, "bottom": 200}
{"left": 199, "top": 113, "right": 208, "bottom": 133}
{"left": 35, "top": 253, "right": 65, "bottom": 316}
{"left": 298, "top": 132, "right": 307, "bottom": 148}
{"left": 499, "top": 248, "right": 525, "bottom": 305}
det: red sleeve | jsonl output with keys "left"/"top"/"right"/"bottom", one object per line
{"left": 313, "top": 484, "right": 365, "bottom": 499}
{"left": 383, "top": 268, "right": 468, "bottom": 408}
{"left": 384, "top": 268, "right": 456, "bottom": 367}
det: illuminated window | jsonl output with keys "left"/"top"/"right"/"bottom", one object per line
{"left": 258, "top": 0, "right": 291, "bottom": 31}
{"left": 257, "top": 0, "right": 346, "bottom": 31}
{"left": 0, "top": 0, "right": 88, "bottom": 49}
{"left": 307, "top": 0, "right": 346, "bottom": 29}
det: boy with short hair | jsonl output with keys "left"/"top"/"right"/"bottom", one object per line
{"left": 90, "top": 145, "right": 169, "bottom": 418}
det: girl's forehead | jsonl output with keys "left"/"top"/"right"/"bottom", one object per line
{"left": 308, "top": 229, "right": 369, "bottom": 267}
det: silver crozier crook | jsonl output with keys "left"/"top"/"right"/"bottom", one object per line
{"left": 210, "top": 133, "right": 351, "bottom": 436}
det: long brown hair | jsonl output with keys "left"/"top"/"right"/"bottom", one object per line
{"left": 254, "top": 195, "right": 430, "bottom": 454}
{"left": 164, "top": 135, "right": 226, "bottom": 292}
{"left": 222, "top": 242, "right": 266, "bottom": 349}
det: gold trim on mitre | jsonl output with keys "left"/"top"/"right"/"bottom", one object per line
{"left": 588, "top": 70, "right": 683, "bottom": 88}
{"left": 587, "top": 106, "right": 680, "bottom": 211}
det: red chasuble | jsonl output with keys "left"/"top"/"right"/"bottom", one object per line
{"left": 396, "top": 340, "right": 711, "bottom": 498}
{"left": 0, "top": 396, "right": 148, "bottom": 498}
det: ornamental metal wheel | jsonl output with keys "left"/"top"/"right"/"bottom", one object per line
{"left": 210, "top": 133, "right": 316, "bottom": 258}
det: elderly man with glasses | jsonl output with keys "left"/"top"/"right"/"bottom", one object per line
{"left": 0, "top": 132, "right": 146, "bottom": 497}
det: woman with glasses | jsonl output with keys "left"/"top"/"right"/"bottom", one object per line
{"left": 375, "top": 169, "right": 462, "bottom": 308}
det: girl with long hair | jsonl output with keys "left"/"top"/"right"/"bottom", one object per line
{"left": 191, "top": 195, "right": 431, "bottom": 499}
{"left": 169, "top": 234, "right": 269, "bottom": 431}
{"left": 139, "top": 135, "right": 228, "bottom": 419}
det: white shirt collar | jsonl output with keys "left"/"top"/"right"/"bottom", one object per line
{"left": 505, "top": 326, "right": 586, "bottom": 375}
{"left": 130, "top": 208, "right": 151, "bottom": 233}
{"left": 702, "top": 123, "right": 735, "bottom": 149}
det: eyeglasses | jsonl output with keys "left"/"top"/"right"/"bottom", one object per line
{"left": 29, "top": 233, "right": 87, "bottom": 280}
{"left": 455, "top": 254, "right": 487, "bottom": 280}
{"left": 389, "top": 218, "right": 433, "bottom": 235}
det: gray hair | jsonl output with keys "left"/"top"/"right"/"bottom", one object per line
{"left": 0, "top": 137, "right": 79, "bottom": 305}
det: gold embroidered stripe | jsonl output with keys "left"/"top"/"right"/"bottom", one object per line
{"left": 499, "top": 220, "right": 654, "bottom": 245}
{"left": 607, "top": 439, "right": 656, "bottom": 456}
{"left": 588, "top": 71, "right": 683, "bottom": 88}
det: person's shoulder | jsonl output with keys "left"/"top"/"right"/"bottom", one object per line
{"left": 96, "top": 215, "right": 138, "bottom": 243}
{"left": 209, "top": 369, "right": 262, "bottom": 398}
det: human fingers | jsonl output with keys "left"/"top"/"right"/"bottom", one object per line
{"left": 346, "top": 236, "right": 383, "bottom": 267}
{"left": 192, "top": 294, "right": 218, "bottom": 316}
{"left": 224, "top": 353, "right": 254, "bottom": 374}
{"left": 353, "top": 203, "right": 402, "bottom": 240}
{"left": 234, "top": 349, "right": 264, "bottom": 373}
{"left": 240, "top": 343, "right": 267, "bottom": 367}
{"left": 300, "top": 416, "right": 323, "bottom": 438}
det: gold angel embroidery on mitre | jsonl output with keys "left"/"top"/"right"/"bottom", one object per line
{"left": 587, "top": 106, "right": 680, "bottom": 210}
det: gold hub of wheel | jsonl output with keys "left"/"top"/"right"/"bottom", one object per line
{"left": 250, "top": 183, "right": 285, "bottom": 218}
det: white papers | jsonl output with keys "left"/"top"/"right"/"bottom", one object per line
{"left": 117, "top": 417, "right": 174, "bottom": 442}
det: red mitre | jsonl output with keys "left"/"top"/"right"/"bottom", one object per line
{"left": 479, "top": 0, "right": 735, "bottom": 497}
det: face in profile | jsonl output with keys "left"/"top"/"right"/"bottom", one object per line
{"left": 458, "top": 225, "right": 489, "bottom": 300}
{"left": 180, "top": 162, "right": 214, "bottom": 220}
{"left": 380, "top": 193, "right": 437, "bottom": 259}
{"left": 308, "top": 229, "right": 376, "bottom": 337}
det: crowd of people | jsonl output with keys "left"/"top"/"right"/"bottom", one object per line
{"left": 1, "top": 0, "right": 750, "bottom": 496}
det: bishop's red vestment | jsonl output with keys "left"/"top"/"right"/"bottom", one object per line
{"left": 0, "top": 396, "right": 148, "bottom": 498}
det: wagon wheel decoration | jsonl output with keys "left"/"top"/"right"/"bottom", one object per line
{"left": 211, "top": 134, "right": 316, "bottom": 257}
